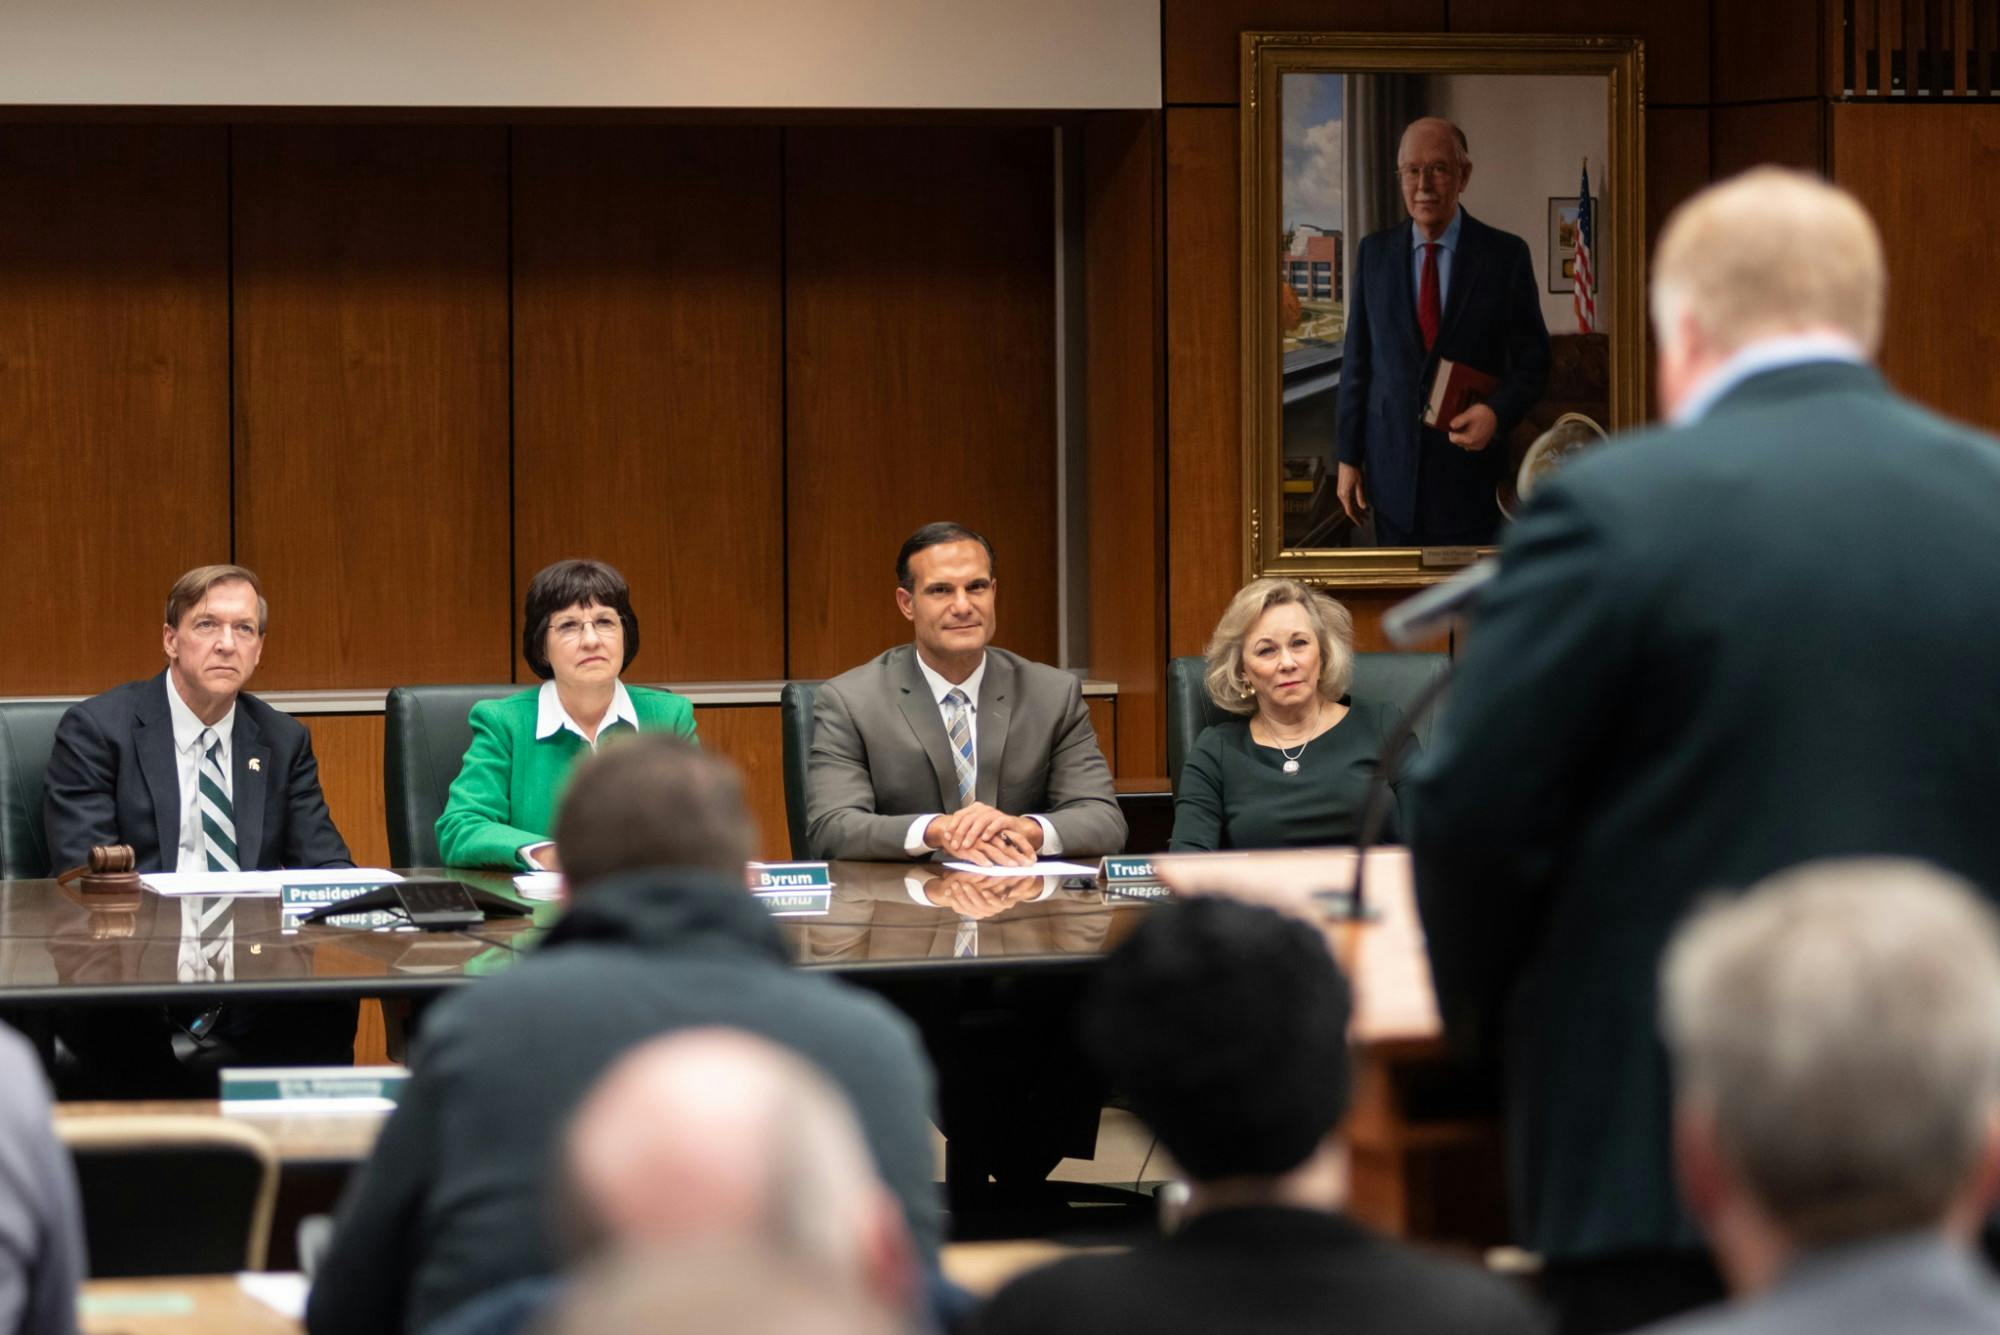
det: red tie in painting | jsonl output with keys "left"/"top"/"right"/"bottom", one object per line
{"left": 1418, "top": 242, "right": 1440, "bottom": 352}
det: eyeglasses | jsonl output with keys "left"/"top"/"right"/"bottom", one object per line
{"left": 1398, "top": 162, "right": 1458, "bottom": 185}
{"left": 184, "top": 617, "right": 261, "bottom": 642}
{"left": 550, "top": 614, "right": 623, "bottom": 642}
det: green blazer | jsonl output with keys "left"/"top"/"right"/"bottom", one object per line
{"left": 435, "top": 685, "right": 697, "bottom": 869}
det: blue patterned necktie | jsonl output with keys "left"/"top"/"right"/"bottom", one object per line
{"left": 942, "top": 688, "right": 976, "bottom": 807}
{"left": 198, "top": 729, "right": 238, "bottom": 872}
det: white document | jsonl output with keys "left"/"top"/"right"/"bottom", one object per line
{"left": 943, "top": 860, "right": 1099, "bottom": 878}
{"left": 512, "top": 871, "right": 563, "bottom": 900}
{"left": 237, "top": 1271, "right": 309, "bottom": 1319}
{"left": 141, "top": 868, "right": 403, "bottom": 897}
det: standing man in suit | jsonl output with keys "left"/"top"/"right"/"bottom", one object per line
{"left": 1640, "top": 860, "right": 2000, "bottom": 1335}
{"left": 1409, "top": 168, "right": 2000, "bottom": 1334}
{"left": 43, "top": 564, "right": 354, "bottom": 1090}
{"left": 806, "top": 522, "right": 1125, "bottom": 864}
{"left": 1336, "top": 117, "right": 1550, "bottom": 547}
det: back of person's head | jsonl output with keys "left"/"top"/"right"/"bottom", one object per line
{"left": 561, "top": 1028, "right": 912, "bottom": 1309}
{"left": 552, "top": 735, "right": 756, "bottom": 891}
{"left": 1651, "top": 166, "right": 1886, "bottom": 359}
{"left": 1661, "top": 858, "right": 2000, "bottom": 1246}
{"left": 1082, "top": 897, "right": 1352, "bottom": 1181}
{"left": 539, "top": 1242, "right": 908, "bottom": 1335}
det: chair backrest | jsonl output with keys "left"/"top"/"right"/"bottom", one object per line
{"left": 779, "top": 681, "right": 822, "bottom": 861}
{"left": 1164, "top": 651, "right": 1451, "bottom": 793}
{"left": 59, "top": 1115, "right": 278, "bottom": 1276}
{"left": 0, "top": 700, "right": 71, "bottom": 879}
{"left": 384, "top": 684, "right": 522, "bottom": 867}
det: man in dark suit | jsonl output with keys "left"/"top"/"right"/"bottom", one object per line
{"left": 42, "top": 564, "right": 353, "bottom": 1091}
{"left": 806, "top": 521, "right": 1125, "bottom": 864}
{"left": 1336, "top": 117, "right": 1550, "bottom": 547}
{"left": 1409, "top": 168, "right": 2000, "bottom": 1334}
{"left": 44, "top": 563, "right": 350, "bottom": 874}
{"left": 973, "top": 897, "right": 1547, "bottom": 1335}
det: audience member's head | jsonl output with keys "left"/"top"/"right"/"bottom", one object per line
{"left": 559, "top": 1028, "right": 914, "bottom": 1315}
{"left": 552, "top": 734, "right": 757, "bottom": 891}
{"left": 1661, "top": 859, "right": 2000, "bottom": 1290}
{"left": 1083, "top": 897, "right": 1353, "bottom": 1201}
{"left": 541, "top": 1242, "right": 908, "bottom": 1335}
{"left": 1651, "top": 168, "right": 1887, "bottom": 413}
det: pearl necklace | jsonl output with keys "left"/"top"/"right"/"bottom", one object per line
{"left": 1264, "top": 703, "right": 1321, "bottom": 775}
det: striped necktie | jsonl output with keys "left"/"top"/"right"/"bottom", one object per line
{"left": 942, "top": 688, "right": 975, "bottom": 807}
{"left": 198, "top": 729, "right": 238, "bottom": 873}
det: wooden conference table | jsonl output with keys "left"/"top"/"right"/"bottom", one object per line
{"left": 2, "top": 852, "right": 1500, "bottom": 1241}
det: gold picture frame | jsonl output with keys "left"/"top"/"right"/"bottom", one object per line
{"left": 1241, "top": 32, "right": 1645, "bottom": 586}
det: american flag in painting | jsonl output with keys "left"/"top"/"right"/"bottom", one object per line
{"left": 1573, "top": 162, "right": 1597, "bottom": 334}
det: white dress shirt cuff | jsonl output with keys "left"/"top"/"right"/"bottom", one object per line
{"left": 904, "top": 815, "right": 940, "bottom": 859}
{"left": 520, "top": 841, "right": 554, "bottom": 870}
{"left": 1031, "top": 815, "right": 1061, "bottom": 856}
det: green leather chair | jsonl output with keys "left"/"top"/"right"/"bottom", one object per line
{"left": 779, "top": 681, "right": 823, "bottom": 860}
{"left": 383, "top": 684, "right": 522, "bottom": 868}
{"left": 1164, "top": 651, "right": 1451, "bottom": 794}
{"left": 0, "top": 700, "right": 70, "bottom": 879}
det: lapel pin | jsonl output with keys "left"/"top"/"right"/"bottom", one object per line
{"left": 248, "top": 757, "right": 262, "bottom": 773}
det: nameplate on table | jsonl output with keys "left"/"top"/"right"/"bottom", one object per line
{"left": 221, "top": 1064, "right": 408, "bottom": 1113}
{"left": 1100, "top": 856, "right": 1159, "bottom": 882}
{"left": 747, "top": 861, "right": 833, "bottom": 890}
{"left": 1101, "top": 881, "right": 1174, "bottom": 902}
{"left": 278, "top": 882, "right": 403, "bottom": 933}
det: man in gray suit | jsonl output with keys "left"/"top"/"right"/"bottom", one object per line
{"left": 806, "top": 522, "right": 1125, "bottom": 864}
{"left": 1640, "top": 860, "right": 2000, "bottom": 1335}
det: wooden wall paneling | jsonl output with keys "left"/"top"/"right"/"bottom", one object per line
{"left": 1711, "top": 101, "right": 1827, "bottom": 180}
{"left": 299, "top": 713, "right": 389, "bottom": 869}
{"left": 0, "top": 125, "right": 229, "bottom": 695}
{"left": 692, "top": 705, "right": 787, "bottom": 862}
{"left": 1086, "top": 696, "right": 1117, "bottom": 776}
{"left": 1083, "top": 111, "right": 1168, "bottom": 783}
{"left": 1832, "top": 104, "right": 2000, "bottom": 431}
{"left": 1713, "top": 0, "right": 1825, "bottom": 103}
{"left": 1161, "top": 0, "right": 1446, "bottom": 106}
{"left": 1646, "top": 108, "right": 1712, "bottom": 246}
{"left": 233, "top": 125, "right": 512, "bottom": 689}
{"left": 512, "top": 127, "right": 785, "bottom": 684}
{"left": 785, "top": 127, "right": 1059, "bottom": 679}
{"left": 1164, "top": 109, "right": 1243, "bottom": 658}
{"left": 1447, "top": 0, "right": 1710, "bottom": 104}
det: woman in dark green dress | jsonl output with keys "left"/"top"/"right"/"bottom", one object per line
{"left": 1169, "top": 579, "right": 1411, "bottom": 851}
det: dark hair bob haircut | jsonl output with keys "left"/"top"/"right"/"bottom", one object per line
{"left": 522, "top": 559, "right": 640, "bottom": 681}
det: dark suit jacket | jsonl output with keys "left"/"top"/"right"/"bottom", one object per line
{"left": 805, "top": 645, "right": 1126, "bottom": 860}
{"left": 973, "top": 1206, "right": 1547, "bottom": 1335}
{"left": 43, "top": 672, "right": 351, "bottom": 874}
{"left": 1408, "top": 361, "right": 2000, "bottom": 1263}
{"left": 1336, "top": 209, "right": 1550, "bottom": 540}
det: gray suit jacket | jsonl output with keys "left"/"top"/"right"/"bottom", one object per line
{"left": 1637, "top": 1235, "right": 2000, "bottom": 1335}
{"left": 0, "top": 1024, "right": 84, "bottom": 1335}
{"left": 805, "top": 645, "right": 1125, "bottom": 861}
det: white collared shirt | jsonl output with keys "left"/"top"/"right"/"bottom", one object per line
{"left": 1670, "top": 333, "right": 1866, "bottom": 426}
{"left": 535, "top": 679, "right": 640, "bottom": 750}
{"left": 164, "top": 676, "right": 235, "bottom": 875}
{"left": 519, "top": 680, "right": 642, "bottom": 868}
{"left": 902, "top": 652, "right": 1061, "bottom": 858}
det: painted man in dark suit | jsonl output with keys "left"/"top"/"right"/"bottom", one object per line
{"left": 43, "top": 563, "right": 353, "bottom": 1091}
{"left": 1409, "top": 169, "right": 2000, "bottom": 1334}
{"left": 1336, "top": 117, "right": 1550, "bottom": 547}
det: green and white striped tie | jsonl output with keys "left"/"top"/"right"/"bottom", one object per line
{"left": 198, "top": 729, "right": 238, "bottom": 873}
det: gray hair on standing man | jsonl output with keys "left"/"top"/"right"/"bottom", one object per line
{"left": 1659, "top": 859, "right": 2000, "bottom": 1303}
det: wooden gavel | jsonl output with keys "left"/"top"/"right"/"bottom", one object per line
{"left": 56, "top": 844, "right": 141, "bottom": 893}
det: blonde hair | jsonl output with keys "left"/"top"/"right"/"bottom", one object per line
{"left": 1651, "top": 167, "right": 1886, "bottom": 358}
{"left": 1202, "top": 579, "right": 1355, "bottom": 716}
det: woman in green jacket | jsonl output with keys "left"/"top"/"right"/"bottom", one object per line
{"left": 436, "top": 559, "right": 696, "bottom": 868}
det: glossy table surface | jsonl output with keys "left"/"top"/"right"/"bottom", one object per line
{"left": 0, "top": 851, "right": 1439, "bottom": 1045}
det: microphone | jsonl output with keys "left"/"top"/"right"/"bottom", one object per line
{"left": 1380, "top": 558, "right": 1499, "bottom": 647}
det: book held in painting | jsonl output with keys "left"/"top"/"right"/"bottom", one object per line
{"left": 1421, "top": 357, "right": 1499, "bottom": 430}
